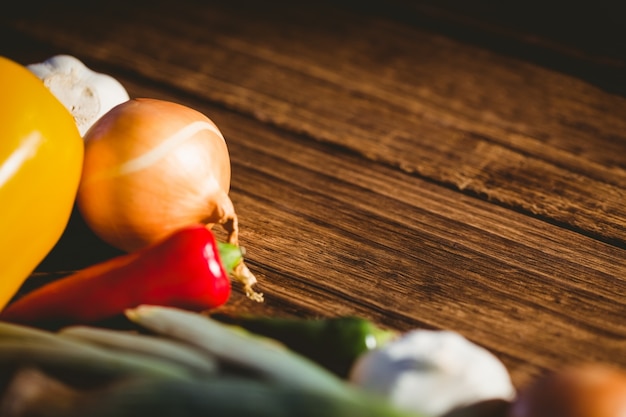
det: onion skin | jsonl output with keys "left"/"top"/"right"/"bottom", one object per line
{"left": 508, "top": 363, "right": 626, "bottom": 417}
{"left": 77, "top": 98, "right": 237, "bottom": 253}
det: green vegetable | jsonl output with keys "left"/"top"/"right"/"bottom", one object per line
{"left": 125, "top": 305, "right": 351, "bottom": 396}
{"left": 70, "top": 376, "right": 424, "bottom": 417}
{"left": 212, "top": 313, "right": 398, "bottom": 377}
{"left": 216, "top": 241, "right": 245, "bottom": 274}
{"left": 59, "top": 326, "right": 218, "bottom": 377}
{"left": 0, "top": 321, "right": 193, "bottom": 381}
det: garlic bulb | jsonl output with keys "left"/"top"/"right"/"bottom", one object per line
{"left": 28, "top": 55, "right": 129, "bottom": 136}
{"left": 349, "top": 329, "right": 516, "bottom": 417}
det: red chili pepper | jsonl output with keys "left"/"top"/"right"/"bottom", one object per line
{"left": 0, "top": 224, "right": 234, "bottom": 328}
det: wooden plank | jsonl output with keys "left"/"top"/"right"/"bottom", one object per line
{"left": 68, "top": 77, "right": 624, "bottom": 388}
{"left": 5, "top": 1, "right": 626, "bottom": 246}
{"left": 216, "top": 94, "right": 626, "bottom": 388}
{"left": 340, "top": 0, "right": 626, "bottom": 95}
{"left": 2, "top": 0, "right": 625, "bottom": 390}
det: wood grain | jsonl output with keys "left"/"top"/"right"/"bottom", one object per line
{"left": 2, "top": 0, "right": 625, "bottom": 390}
{"left": 6, "top": 1, "right": 626, "bottom": 244}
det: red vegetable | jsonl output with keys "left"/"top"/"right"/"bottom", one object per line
{"left": 0, "top": 225, "right": 233, "bottom": 328}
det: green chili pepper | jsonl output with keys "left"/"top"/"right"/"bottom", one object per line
{"left": 212, "top": 313, "right": 398, "bottom": 378}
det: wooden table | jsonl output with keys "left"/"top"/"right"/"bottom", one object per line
{"left": 2, "top": 0, "right": 625, "bottom": 391}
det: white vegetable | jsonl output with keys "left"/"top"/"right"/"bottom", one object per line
{"left": 348, "top": 329, "right": 516, "bottom": 417}
{"left": 28, "top": 55, "right": 129, "bottom": 136}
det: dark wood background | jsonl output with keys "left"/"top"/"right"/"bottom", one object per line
{"left": 2, "top": 0, "right": 625, "bottom": 390}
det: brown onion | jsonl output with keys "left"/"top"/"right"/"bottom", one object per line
{"left": 77, "top": 98, "right": 262, "bottom": 301}
{"left": 509, "top": 363, "right": 626, "bottom": 417}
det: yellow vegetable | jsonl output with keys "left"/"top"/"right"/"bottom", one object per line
{"left": 0, "top": 56, "right": 84, "bottom": 310}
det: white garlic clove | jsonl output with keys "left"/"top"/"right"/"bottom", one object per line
{"left": 28, "top": 55, "right": 129, "bottom": 136}
{"left": 349, "top": 329, "right": 516, "bottom": 417}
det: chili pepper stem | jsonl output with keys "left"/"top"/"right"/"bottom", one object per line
{"left": 203, "top": 194, "right": 263, "bottom": 301}
{"left": 216, "top": 242, "right": 244, "bottom": 275}
{"left": 216, "top": 240, "right": 264, "bottom": 302}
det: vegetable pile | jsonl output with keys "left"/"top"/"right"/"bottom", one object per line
{"left": 2, "top": 54, "right": 626, "bottom": 417}
{"left": 76, "top": 96, "right": 262, "bottom": 301}
{"left": 0, "top": 306, "right": 417, "bottom": 417}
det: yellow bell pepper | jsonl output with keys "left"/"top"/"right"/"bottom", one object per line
{"left": 0, "top": 56, "right": 84, "bottom": 310}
